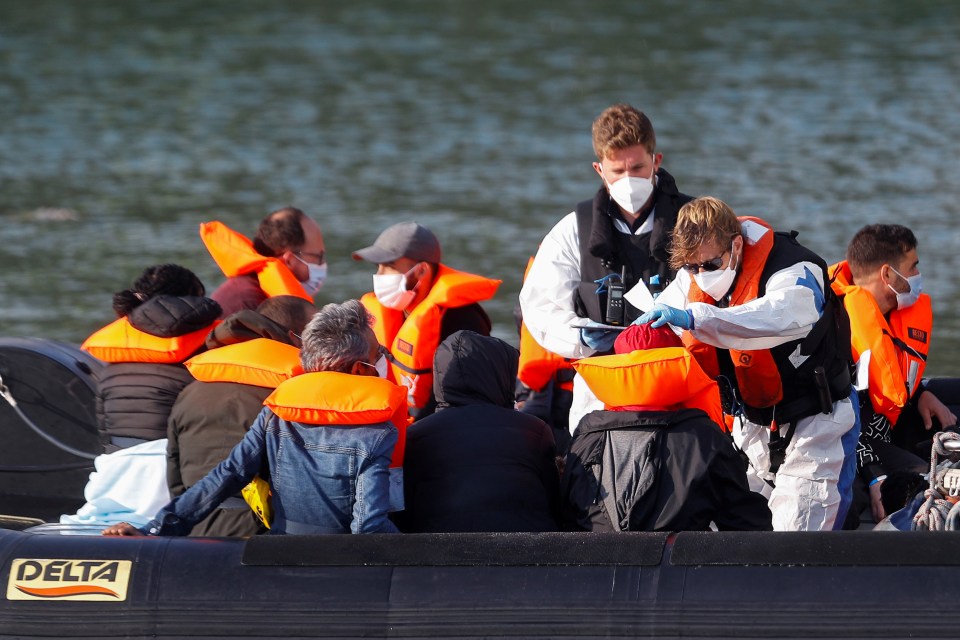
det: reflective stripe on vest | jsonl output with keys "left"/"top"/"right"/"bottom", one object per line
{"left": 184, "top": 338, "right": 303, "bottom": 388}
{"left": 82, "top": 317, "right": 213, "bottom": 363}
{"left": 829, "top": 260, "right": 931, "bottom": 423}
{"left": 573, "top": 347, "right": 725, "bottom": 430}
{"left": 200, "top": 221, "right": 312, "bottom": 302}
{"left": 518, "top": 256, "right": 574, "bottom": 392}
{"left": 683, "top": 217, "right": 785, "bottom": 410}
{"left": 360, "top": 264, "right": 500, "bottom": 411}
{"left": 264, "top": 371, "right": 409, "bottom": 466}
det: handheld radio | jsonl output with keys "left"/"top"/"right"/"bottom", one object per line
{"left": 605, "top": 266, "right": 627, "bottom": 326}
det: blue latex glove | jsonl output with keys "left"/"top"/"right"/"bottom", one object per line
{"left": 634, "top": 304, "right": 694, "bottom": 330}
{"left": 579, "top": 321, "right": 619, "bottom": 352}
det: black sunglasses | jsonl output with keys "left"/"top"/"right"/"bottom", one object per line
{"left": 681, "top": 251, "right": 728, "bottom": 274}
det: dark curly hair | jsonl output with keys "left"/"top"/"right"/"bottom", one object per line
{"left": 112, "top": 264, "right": 205, "bottom": 317}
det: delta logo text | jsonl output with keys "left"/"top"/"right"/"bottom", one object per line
{"left": 6, "top": 558, "right": 132, "bottom": 602}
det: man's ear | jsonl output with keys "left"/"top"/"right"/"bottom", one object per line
{"left": 350, "top": 360, "right": 376, "bottom": 376}
{"left": 280, "top": 250, "right": 299, "bottom": 271}
{"left": 592, "top": 161, "right": 604, "bottom": 181}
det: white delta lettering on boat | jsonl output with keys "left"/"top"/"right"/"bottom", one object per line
{"left": 6, "top": 559, "right": 132, "bottom": 601}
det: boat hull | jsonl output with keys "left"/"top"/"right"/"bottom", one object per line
{"left": 1, "top": 528, "right": 958, "bottom": 639}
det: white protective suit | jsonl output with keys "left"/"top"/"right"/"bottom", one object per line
{"left": 634, "top": 219, "right": 853, "bottom": 532}
{"left": 519, "top": 210, "right": 658, "bottom": 432}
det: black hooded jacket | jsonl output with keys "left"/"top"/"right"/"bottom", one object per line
{"left": 395, "top": 330, "right": 561, "bottom": 533}
{"left": 561, "top": 409, "right": 772, "bottom": 532}
{"left": 167, "top": 309, "right": 300, "bottom": 537}
{"left": 95, "top": 295, "right": 221, "bottom": 451}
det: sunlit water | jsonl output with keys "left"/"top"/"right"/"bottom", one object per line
{"left": 2, "top": 0, "right": 959, "bottom": 372}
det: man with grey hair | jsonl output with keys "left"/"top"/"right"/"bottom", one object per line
{"left": 105, "top": 299, "right": 403, "bottom": 537}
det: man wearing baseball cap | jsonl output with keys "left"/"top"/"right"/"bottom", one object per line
{"left": 353, "top": 221, "right": 500, "bottom": 419}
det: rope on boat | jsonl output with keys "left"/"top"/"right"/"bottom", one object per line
{"left": 911, "top": 431, "right": 960, "bottom": 531}
{"left": 0, "top": 374, "right": 98, "bottom": 461}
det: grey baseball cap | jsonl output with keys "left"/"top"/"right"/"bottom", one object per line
{"left": 351, "top": 221, "right": 442, "bottom": 264}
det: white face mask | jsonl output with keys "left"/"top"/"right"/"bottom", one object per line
{"left": 374, "top": 353, "right": 388, "bottom": 378}
{"left": 293, "top": 255, "right": 327, "bottom": 296}
{"left": 359, "top": 352, "right": 389, "bottom": 378}
{"left": 372, "top": 265, "right": 419, "bottom": 310}
{"left": 887, "top": 266, "right": 922, "bottom": 310}
{"left": 602, "top": 163, "right": 657, "bottom": 214}
{"left": 693, "top": 247, "right": 739, "bottom": 301}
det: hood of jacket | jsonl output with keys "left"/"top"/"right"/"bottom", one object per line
{"left": 205, "top": 309, "right": 295, "bottom": 349}
{"left": 432, "top": 330, "right": 518, "bottom": 409}
{"left": 127, "top": 295, "right": 221, "bottom": 338}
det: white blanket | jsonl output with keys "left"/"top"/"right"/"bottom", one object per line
{"left": 60, "top": 439, "right": 171, "bottom": 528}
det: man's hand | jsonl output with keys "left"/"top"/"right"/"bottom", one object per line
{"left": 579, "top": 321, "right": 618, "bottom": 352}
{"left": 102, "top": 522, "right": 144, "bottom": 537}
{"left": 917, "top": 390, "right": 957, "bottom": 430}
{"left": 635, "top": 304, "right": 693, "bottom": 330}
{"left": 869, "top": 478, "right": 886, "bottom": 523}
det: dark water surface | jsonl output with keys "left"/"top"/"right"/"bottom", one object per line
{"left": 2, "top": 1, "right": 959, "bottom": 372}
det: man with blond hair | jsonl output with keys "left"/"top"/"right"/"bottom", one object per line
{"left": 634, "top": 197, "right": 855, "bottom": 531}
{"left": 520, "top": 104, "right": 693, "bottom": 432}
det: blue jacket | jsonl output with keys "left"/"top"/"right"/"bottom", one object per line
{"left": 143, "top": 405, "right": 399, "bottom": 535}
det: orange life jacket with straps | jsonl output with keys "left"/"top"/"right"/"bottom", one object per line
{"left": 263, "top": 372, "right": 409, "bottom": 467}
{"left": 82, "top": 317, "right": 214, "bottom": 363}
{"left": 829, "top": 260, "right": 932, "bottom": 424}
{"left": 518, "top": 256, "right": 574, "bottom": 392}
{"left": 200, "top": 221, "right": 312, "bottom": 302}
{"left": 360, "top": 264, "right": 501, "bottom": 413}
{"left": 681, "top": 217, "right": 785, "bottom": 412}
{"left": 573, "top": 346, "right": 725, "bottom": 429}
{"left": 184, "top": 338, "right": 303, "bottom": 389}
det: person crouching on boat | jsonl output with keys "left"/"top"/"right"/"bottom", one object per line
{"left": 103, "top": 299, "right": 406, "bottom": 536}
{"left": 633, "top": 197, "right": 856, "bottom": 531}
{"left": 560, "top": 323, "right": 772, "bottom": 532}
{"left": 829, "top": 224, "right": 958, "bottom": 526}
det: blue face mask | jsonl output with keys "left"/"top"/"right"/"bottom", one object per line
{"left": 887, "top": 266, "right": 922, "bottom": 310}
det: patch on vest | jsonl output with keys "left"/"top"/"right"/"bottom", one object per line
{"left": 738, "top": 353, "right": 753, "bottom": 366}
{"left": 908, "top": 328, "right": 928, "bottom": 344}
{"left": 397, "top": 339, "right": 414, "bottom": 356}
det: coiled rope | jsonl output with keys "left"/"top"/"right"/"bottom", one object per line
{"left": 911, "top": 430, "right": 960, "bottom": 531}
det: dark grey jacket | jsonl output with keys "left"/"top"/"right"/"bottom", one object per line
{"left": 561, "top": 409, "right": 772, "bottom": 532}
{"left": 167, "top": 309, "right": 299, "bottom": 537}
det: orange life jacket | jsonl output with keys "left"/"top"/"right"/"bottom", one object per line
{"left": 517, "top": 257, "right": 575, "bottom": 392}
{"left": 82, "top": 317, "right": 213, "bottom": 364}
{"left": 264, "top": 372, "right": 409, "bottom": 467}
{"left": 573, "top": 346, "right": 725, "bottom": 430}
{"left": 829, "top": 260, "right": 932, "bottom": 423}
{"left": 681, "top": 217, "right": 785, "bottom": 412}
{"left": 184, "top": 338, "right": 303, "bottom": 389}
{"left": 360, "top": 264, "right": 501, "bottom": 412}
{"left": 199, "top": 221, "right": 312, "bottom": 302}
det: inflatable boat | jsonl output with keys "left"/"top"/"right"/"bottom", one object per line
{"left": 2, "top": 526, "right": 960, "bottom": 638}
{"left": 0, "top": 338, "right": 103, "bottom": 522}
{"left": 3, "top": 339, "right": 960, "bottom": 639}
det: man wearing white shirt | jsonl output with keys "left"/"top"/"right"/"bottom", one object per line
{"left": 519, "top": 104, "right": 692, "bottom": 433}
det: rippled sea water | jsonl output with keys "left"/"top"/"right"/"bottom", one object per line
{"left": 1, "top": 0, "right": 959, "bottom": 372}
